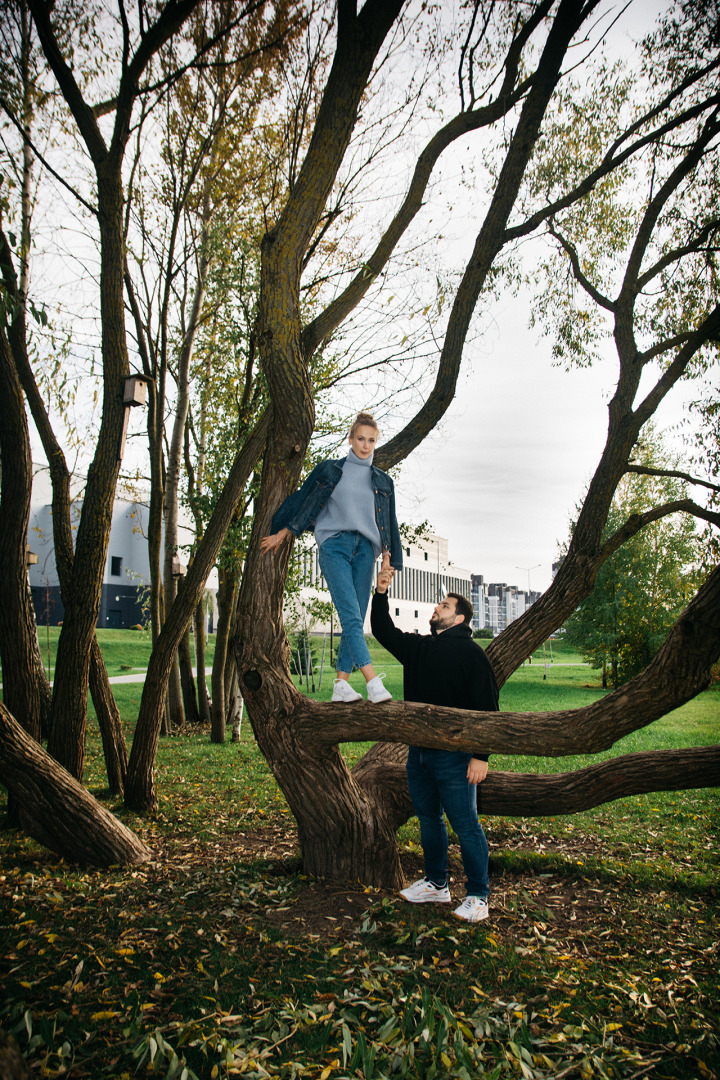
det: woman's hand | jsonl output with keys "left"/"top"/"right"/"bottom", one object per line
{"left": 467, "top": 758, "right": 488, "bottom": 785}
{"left": 260, "top": 528, "right": 291, "bottom": 555}
{"left": 376, "top": 550, "right": 395, "bottom": 593}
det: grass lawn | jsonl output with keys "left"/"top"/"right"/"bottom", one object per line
{"left": 1, "top": 631, "right": 718, "bottom": 1079}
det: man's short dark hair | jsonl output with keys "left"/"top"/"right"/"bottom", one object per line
{"left": 447, "top": 591, "right": 473, "bottom": 625}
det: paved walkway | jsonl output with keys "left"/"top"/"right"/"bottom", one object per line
{"left": 107, "top": 667, "right": 213, "bottom": 685}
{"left": 0, "top": 667, "right": 214, "bottom": 690}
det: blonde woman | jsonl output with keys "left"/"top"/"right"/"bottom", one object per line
{"left": 261, "top": 412, "right": 403, "bottom": 702}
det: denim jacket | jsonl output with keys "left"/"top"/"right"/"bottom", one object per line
{"left": 270, "top": 458, "right": 404, "bottom": 570}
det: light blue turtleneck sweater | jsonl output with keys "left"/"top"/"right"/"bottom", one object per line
{"left": 314, "top": 448, "right": 382, "bottom": 557}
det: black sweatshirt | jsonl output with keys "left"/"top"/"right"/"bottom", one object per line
{"left": 370, "top": 590, "right": 499, "bottom": 761}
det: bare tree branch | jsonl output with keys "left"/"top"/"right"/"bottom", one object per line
{"left": 626, "top": 464, "right": 720, "bottom": 493}
{"left": 0, "top": 94, "right": 97, "bottom": 214}
{"left": 547, "top": 219, "right": 614, "bottom": 309}
{"left": 302, "top": 1, "right": 555, "bottom": 359}
{"left": 505, "top": 86, "right": 720, "bottom": 245}
{"left": 376, "top": 0, "right": 604, "bottom": 471}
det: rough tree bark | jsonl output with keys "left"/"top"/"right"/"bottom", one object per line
{"left": 0, "top": 329, "right": 50, "bottom": 750}
{"left": 352, "top": 743, "right": 720, "bottom": 823}
{"left": 0, "top": 702, "right": 150, "bottom": 866}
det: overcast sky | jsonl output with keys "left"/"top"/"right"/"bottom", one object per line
{"left": 389, "top": 298, "right": 612, "bottom": 593}
{"left": 390, "top": 294, "right": 692, "bottom": 594}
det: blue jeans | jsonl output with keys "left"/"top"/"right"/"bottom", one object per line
{"left": 406, "top": 746, "right": 489, "bottom": 898}
{"left": 318, "top": 532, "right": 375, "bottom": 673}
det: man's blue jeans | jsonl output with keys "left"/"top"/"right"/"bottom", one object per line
{"left": 318, "top": 531, "right": 375, "bottom": 673}
{"left": 406, "top": 746, "right": 489, "bottom": 898}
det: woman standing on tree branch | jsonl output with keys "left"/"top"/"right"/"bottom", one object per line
{"left": 261, "top": 412, "right": 403, "bottom": 702}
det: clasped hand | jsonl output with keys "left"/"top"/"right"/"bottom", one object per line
{"left": 376, "top": 551, "right": 394, "bottom": 593}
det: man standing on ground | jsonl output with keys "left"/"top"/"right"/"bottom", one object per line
{"left": 371, "top": 556, "right": 499, "bottom": 922}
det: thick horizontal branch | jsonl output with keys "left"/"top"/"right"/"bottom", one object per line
{"left": 295, "top": 696, "right": 629, "bottom": 757}
{"left": 300, "top": 563, "right": 720, "bottom": 756}
{"left": 352, "top": 746, "right": 720, "bottom": 823}
{"left": 479, "top": 746, "right": 720, "bottom": 816}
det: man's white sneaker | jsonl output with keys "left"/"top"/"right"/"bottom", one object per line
{"left": 331, "top": 679, "right": 363, "bottom": 703}
{"left": 400, "top": 878, "right": 451, "bottom": 904}
{"left": 453, "top": 896, "right": 489, "bottom": 922}
{"left": 366, "top": 673, "right": 392, "bottom": 703}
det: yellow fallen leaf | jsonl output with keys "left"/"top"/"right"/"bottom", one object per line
{"left": 91, "top": 1011, "right": 120, "bottom": 1021}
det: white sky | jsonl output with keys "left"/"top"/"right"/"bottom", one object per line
{"left": 391, "top": 295, "right": 693, "bottom": 593}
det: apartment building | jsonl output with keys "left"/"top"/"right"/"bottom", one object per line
{"left": 471, "top": 574, "right": 541, "bottom": 635}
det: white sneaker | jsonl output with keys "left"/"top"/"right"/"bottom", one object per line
{"left": 453, "top": 895, "right": 489, "bottom": 922}
{"left": 366, "top": 674, "right": 392, "bottom": 703}
{"left": 331, "top": 679, "right": 363, "bottom": 702}
{"left": 400, "top": 878, "right": 451, "bottom": 904}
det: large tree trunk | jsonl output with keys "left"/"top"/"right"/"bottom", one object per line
{"left": 46, "top": 167, "right": 128, "bottom": 779}
{"left": 0, "top": 702, "right": 150, "bottom": 865}
{"left": 28, "top": 0, "right": 207, "bottom": 781}
{"left": 2, "top": 225, "right": 128, "bottom": 795}
{"left": 0, "top": 328, "right": 51, "bottom": 792}
{"left": 232, "top": 0, "right": 410, "bottom": 887}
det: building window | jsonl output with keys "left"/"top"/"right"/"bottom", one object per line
{"left": 406, "top": 546, "right": 410, "bottom": 556}
{"left": 424, "top": 551, "right": 428, "bottom": 560}
{"left": 111, "top": 556, "right": 122, "bottom": 576}
{"left": 414, "top": 610, "right": 418, "bottom": 618}
{"left": 395, "top": 607, "right": 400, "bottom": 616}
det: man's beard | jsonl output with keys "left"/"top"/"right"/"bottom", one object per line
{"left": 430, "top": 613, "right": 455, "bottom": 634}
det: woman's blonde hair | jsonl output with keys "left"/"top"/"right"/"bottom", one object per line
{"left": 349, "top": 411, "right": 379, "bottom": 438}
